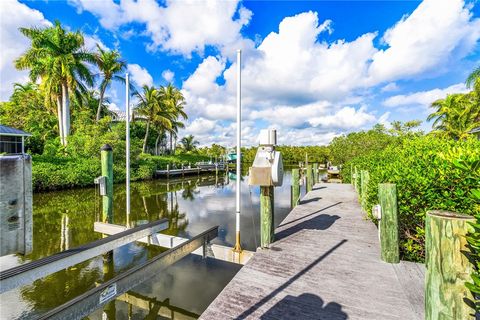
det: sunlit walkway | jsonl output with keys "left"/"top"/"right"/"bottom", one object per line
{"left": 200, "top": 183, "right": 424, "bottom": 320}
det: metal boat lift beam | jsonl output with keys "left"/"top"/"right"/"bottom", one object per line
{"left": 0, "top": 219, "right": 169, "bottom": 293}
{"left": 38, "top": 226, "right": 219, "bottom": 320}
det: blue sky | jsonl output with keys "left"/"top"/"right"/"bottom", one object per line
{"left": 1, "top": 0, "right": 479, "bottom": 146}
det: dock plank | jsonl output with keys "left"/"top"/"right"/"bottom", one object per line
{"left": 200, "top": 183, "right": 424, "bottom": 320}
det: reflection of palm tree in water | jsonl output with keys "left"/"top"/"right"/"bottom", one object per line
{"left": 181, "top": 181, "right": 200, "bottom": 201}
{"left": 164, "top": 191, "right": 188, "bottom": 236}
{"left": 149, "top": 190, "right": 189, "bottom": 237}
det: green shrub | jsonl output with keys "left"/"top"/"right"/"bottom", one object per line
{"left": 343, "top": 136, "right": 480, "bottom": 262}
{"left": 32, "top": 156, "right": 101, "bottom": 190}
{"left": 32, "top": 153, "right": 210, "bottom": 191}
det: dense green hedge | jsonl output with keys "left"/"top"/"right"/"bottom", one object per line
{"left": 342, "top": 136, "right": 480, "bottom": 261}
{"left": 32, "top": 153, "right": 209, "bottom": 191}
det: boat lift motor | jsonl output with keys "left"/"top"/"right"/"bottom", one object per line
{"left": 248, "top": 129, "right": 284, "bottom": 187}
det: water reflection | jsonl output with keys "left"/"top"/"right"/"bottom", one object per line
{"left": 1, "top": 170, "right": 298, "bottom": 319}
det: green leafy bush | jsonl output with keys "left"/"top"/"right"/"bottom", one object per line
{"left": 343, "top": 136, "right": 480, "bottom": 261}
{"left": 32, "top": 153, "right": 209, "bottom": 191}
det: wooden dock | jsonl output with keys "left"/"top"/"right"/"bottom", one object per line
{"left": 155, "top": 163, "right": 227, "bottom": 178}
{"left": 200, "top": 183, "right": 424, "bottom": 319}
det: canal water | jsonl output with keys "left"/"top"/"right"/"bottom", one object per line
{"left": 0, "top": 169, "right": 308, "bottom": 319}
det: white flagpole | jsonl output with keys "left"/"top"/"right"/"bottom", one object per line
{"left": 233, "top": 49, "right": 242, "bottom": 253}
{"left": 126, "top": 73, "right": 131, "bottom": 226}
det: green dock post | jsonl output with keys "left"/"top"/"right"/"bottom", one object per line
{"left": 378, "top": 183, "right": 399, "bottom": 263}
{"left": 350, "top": 164, "right": 354, "bottom": 185}
{"left": 306, "top": 164, "right": 313, "bottom": 193}
{"left": 101, "top": 144, "right": 113, "bottom": 223}
{"left": 425, "top": 210, "right": 474, "bottom": 320}
{"left": 313, "top": 163, "right": 318, "bottom": 184}
{"left": 291, "top": 168, "right": 300, "bottom": 208}
{"left": 360, "top": 170, "right": 369, "bottom": 210}
{"left": 354, "top": 166, "right": 360, "bottom": 194}
{"left": 260, "top": 186, "right": 274, "bottom": 248}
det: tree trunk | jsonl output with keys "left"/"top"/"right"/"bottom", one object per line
{"left": 155, "top": 134, "right": 161, "bottom": 155}
{"left": 142, "top": 120, "right": 150, "bottom": 153}
{"left": 56, "top": 96, "right": 64, "bottom": 145}
{"left": 96, "top": 82, "right": 107, "bottom": 122}
{"left": 170, "top": 133, "right": 173, "bottom": 155}
{"left": 61, "top": 83, "right": 70, "bottom": 146}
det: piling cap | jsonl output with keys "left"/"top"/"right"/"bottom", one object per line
{"left": 101, "top": 144, "right": 113, "bottom": 151}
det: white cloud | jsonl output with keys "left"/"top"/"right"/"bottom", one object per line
{"left": 83, "top": 33, "right": 108, "bottom": 51}
{"left": 369, "top": 0, "right": 480, "bottom": 83}
{"left": 127, "top": 63, "right": 153, "bottom": 87}
{"left": 161, "top": 69, "right": 174, "bottom": 83}
{"left": 278, "top": 128, "right": 340, "bottom": 146}
{"left": 69, "top": 0, "right": 252, "bottom": 57}
{"left": 383, "top": 83, "right": 468, "bottom": 108}
{"left": 249, "top": 102, "right": 331, "bottom": 128}
{"left": 381, "top": 82, "right": 399, "bottom": 92}
{"left": 308, "top": 106, "right": 376, "bottom": 130}
{"left": 231, "top": 11, "right": 378, "bottom": 104}
{"left": 68, "top": 0, "right": 123, "bottom": 30}
{"left": 378, "top": 112, "right": 391, "bottom": 128}
{"left": 184, "top": 117, "right": 217, "bottom": 135}
{"left": 107, "top": 102, "right": 120, "bottom": 112}
{"left": 183, "top": 56, "right": 225, "bottom": 96}
{"left": 0, "top": 0, "right": 51, "bottom": 101}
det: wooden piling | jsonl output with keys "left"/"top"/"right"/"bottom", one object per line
{"left": 306, "top": 164, "right": 313, "bottom": 193}
{"left": 291, "top": 168, "right": 300, "bottom": 208}
{"left": 167, "top": 164, "right": 170, "bottom": 179}
{"left": 354, "top": 166, "right": 360, "bottom": 194}
{"left": 425, "top": 210, "right": 474, "bottom": 320}
{"left": 378, "top": 183, "right": 399, "bottom": 263}
{"left": 361, "top": 170, "right": 369, "bottom": 210}
{"left": 350, "top": 164, "right": 354, "bottom": 185}
{"left": 313, "top": 163, "right": 318, "bottom": 184}
{"left": 260, "top": 186, "right": 274, "bottom": 248}
{"left": 101, "top": 144, "right": 113, "bottom": 223}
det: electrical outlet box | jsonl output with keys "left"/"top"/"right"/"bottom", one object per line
{"left": 94, "top": 176, "right": 107, "bottom": 196}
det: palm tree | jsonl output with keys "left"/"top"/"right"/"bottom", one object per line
{"left": 466, "top": 65, "right": 480, "bottom": 125}
{"left": 428, "top": 94, "right": 479, "bottom": 139}
{"left": 135, "top": 85, "right": 172, "bottom": 153}
{"left": 93, "top": 45, "right": 126, "bottom": 122}
{"left": 466, "top": 65, "right": 480, "bottom": 93}
{"left": 81, "top": 90, "right": 113, "bottom": 120}
{"left": 15, "top": 21, "right": 95, "bottom": 145}
{"left": 166, "top": 118, "right": 185, "bottom": 154}
{"left": 180, "top": 135, "right": 199, "bottom": 152}
{"left": 161, "top": 84, "right": 187, "bottom": 153}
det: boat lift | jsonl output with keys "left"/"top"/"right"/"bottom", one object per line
{"left": 36, "top": 226, "right": 218, "bottom": 320}
{"left": 0, "top": 220, "right": 219, "bottom": 319}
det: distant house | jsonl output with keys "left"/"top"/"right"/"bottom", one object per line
{"left": 469, "top": 127, "right": 480, "bottom": 140}
{"left": 111, "top": 110, "right": 147, "bottom": 122}
{"left": 0, "top": 125, "right": 31, "bottom": 155}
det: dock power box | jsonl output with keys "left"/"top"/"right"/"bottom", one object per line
{"left": 248, "top": 129, "right": 284, "bottom": 187}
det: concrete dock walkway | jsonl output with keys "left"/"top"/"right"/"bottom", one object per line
{"left": 200, "top": 183, "right": 424, "bottom": 320}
